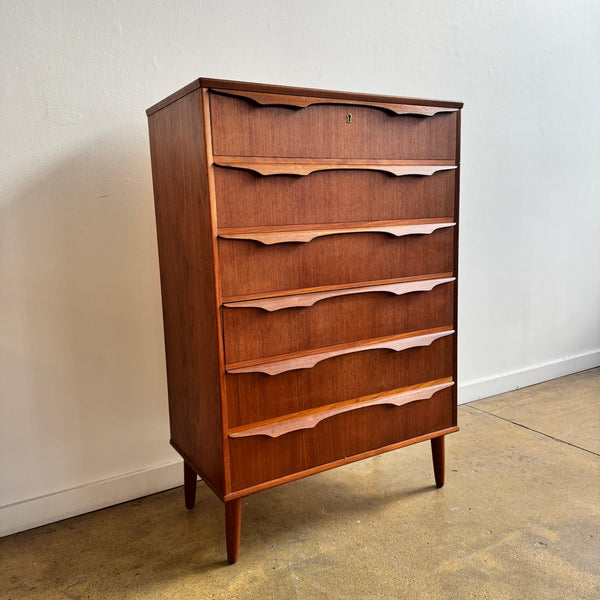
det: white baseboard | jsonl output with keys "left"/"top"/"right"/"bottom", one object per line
{"left": 3, "top": 351, "right": 598, "bottom": 538}
{"left": 458, "top": 350, "right": 600, "bottom": 404}
{"left": 0, "top": 460, "right": 183, "bottom": 538}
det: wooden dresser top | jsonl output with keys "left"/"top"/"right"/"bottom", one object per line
{"left": 146, "top": 77, "right": 464, "bottom": 116}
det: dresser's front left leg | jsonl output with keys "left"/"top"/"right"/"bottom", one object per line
{"left": 183, "top": 461, "right": 197, "bottom": 509}
{"left": 225, "top": 498, "right": 243, "bottom": 564}
{"left": 430, "top": 435, "right": 445, "bottom": 488}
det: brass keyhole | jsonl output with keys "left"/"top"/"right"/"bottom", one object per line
{"left": 346, "top": 113, "right": 352, "bottom": 123}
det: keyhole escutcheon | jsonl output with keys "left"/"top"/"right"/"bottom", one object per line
{"left": 346, "top": 113, "right": 352, "bottom": 123}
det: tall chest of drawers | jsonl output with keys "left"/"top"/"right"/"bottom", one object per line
{"left": 146, "top": 79, "right": 462, "bottom": 563}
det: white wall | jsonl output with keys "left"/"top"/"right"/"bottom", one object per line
{"left": 2, "top": 0, "right": 599, "bottom": 536}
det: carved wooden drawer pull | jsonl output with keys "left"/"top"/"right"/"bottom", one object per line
{"left": 214, "top": 156, "right": 456, "bottom": 178}
{"left": 223, "top": 276, "right": 455, "bottom": 312}
{"left": 219, "top": 219, "right": 455, "bottom": 245}
{"left": 212, "top": 88, "right": 459, "bottom": 116}
{"left": 228, "top": 378, "right": 454, "bottom": 438}
{"left": 226, "top": 328, "right": 454, "bottom": 376}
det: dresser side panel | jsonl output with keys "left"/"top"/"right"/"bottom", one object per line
{"left": 148, "top": 90, "right": 224, "bottom": 493}
{"left": 452, "top": 109, "right": 462, "bottom": 423}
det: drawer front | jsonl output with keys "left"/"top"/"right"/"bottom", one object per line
{"left": 209, "top": 92, "right": 457, "bottom": 160}
{"left": 219, "top": 228, "right": 454, "bottom": 298}
{"left": 226, "top": 334, "right": 453, "bottom": 427}
{"left": 214, "top": 167, "right": 456, "bottom": 228}
{"left": 228, "top": 386, "right": 454, "bottom": 491}
{"left": 223, "top": 280, "right": 454, "bottom": 364}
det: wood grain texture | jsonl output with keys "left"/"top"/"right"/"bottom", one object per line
{"left": 210, "top": 92, "right": 457, "bottom": 159}
{"left": 183, "top": 462, "right": 197, "bottom": 509}
{"left": 225, "top": 498, "right": 242, "bottom": 564}
{"left": 224, "top": 426, "right": 459, "bottom": 500}
{"left": 228, "top": 387, "right": 455, "bottom": 491}
{"left": 226, "top": 334, "right": 454, "bottom": 427}
{"left": 211, "top": 88, "right": 459, "bottom": 116}
{"left": 201, "top": 88, "right": 234, "bottom": 496}
{"left": 452, "top": 110, "right": 462, "bottom": 424}
{"left": 431, "top": 436, "right": 445, "bottom": 488}
{"left": 147, "top": 77, "right": 463, "bottom": 116}
{"left": 218, "top": 219, "right": 455, "bottom": 245}
{"left": 214, "top": 167, "right": 456, "bottom": 228}
{"left": 229, "top": 378, "right": 454, "bottom": 438}
{"left": 147, "top": 78, "right": 461, "bottom": 561}
{"left": 222, "top": 273, "right": 453, "bottom": 304}
{"left": 226, "top": 327, "right": 453, "bottom": 375}
{"left": 213, "top": 156, "right": 456, "bottom": 177}
{"left": 147, "top": 89, "right": 225, "bottom": 494}
{"left": 219, "top": 226, "right": 454, "bottom": 297}
{"left": 223, "top": 275, "right": 455, "bottom": 311}
{"left": 222, "top": 280, "right": 454, "bottom": 363}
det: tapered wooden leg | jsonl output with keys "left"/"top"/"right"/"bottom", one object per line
{"left": 225, "top": 498, "right": 242, "bottom": 564}
{"left": 183, "top": 461, "right": 197, "bottom": 509}
{"left": 431, "top": 436, "right": 445, "bottom": 488}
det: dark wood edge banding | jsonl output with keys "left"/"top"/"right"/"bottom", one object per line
{"left": 226, "top": 327, "right": 454, "bottom": 375}
{"left": 223, "top": 276, "right": 455, "bottom": 311}
{"left": 228, "top": 378, "right": 454, "bottom": 438}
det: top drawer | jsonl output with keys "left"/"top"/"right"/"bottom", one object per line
{"left": 209, "top": 90, "right": 457, "bottom": 160}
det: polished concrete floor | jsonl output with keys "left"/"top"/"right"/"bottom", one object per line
{"left": 1, "top": 368, "right": 599, "bottom": 599}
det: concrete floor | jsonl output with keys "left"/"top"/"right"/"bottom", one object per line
{"left": 1, "top": 368, "right": 598, "bottom": 600}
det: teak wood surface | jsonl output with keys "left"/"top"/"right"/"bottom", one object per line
{"left": 146, "top": 78, "right": 462, "bottom": 563}
{"left": 147, "top": 90, "right": 226, "bottom": 494}
{"left": 226, "top": 327, "right": 454, "bottom": 376}
{"left": 146, "top": 77, "right": 463, "bottom": 116}
{"left": 225, "top": 335, "right": 455, "bottom": 427}
{"left": 210, "top": 93, "right": 457, "bottom": 159}
{"left": 222, "top": 279, "right": 454, "bottom": 363}
{"left": 227, "top": 387, "right": 455, "bottom": 490}
{"left": 213, "top": 156, "right": 456, "bottom": 177}
{"left": 228, "top": 378, "right": 455, "bottom": 438}
{"left": 222, "top": 275, "right": 455, "bottom": 311}
{"left": 218, "top": 218, "right": 455, "bottom": 245}
{"left": 218, "top": 227, "right": 455, "bottom": 297}
{"left": 214, "top": 167, "right": 456, "bottom": 228}
{"left": 211, "top": 87, "right": 459, "bottom": 116}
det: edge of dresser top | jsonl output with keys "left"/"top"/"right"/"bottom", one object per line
{"left": 146, "top": 77, "right": 464, "bottom": 116}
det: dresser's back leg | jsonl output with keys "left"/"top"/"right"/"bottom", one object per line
{"left": 430, "top": 435, "right": 445, "bottom": 488}
{"left": 183, "top": 461, "right": 197, "bottom": 509}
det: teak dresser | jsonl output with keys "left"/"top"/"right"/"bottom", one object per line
{"left": 146, "top": 78, "right": 462, "bottom": 563}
